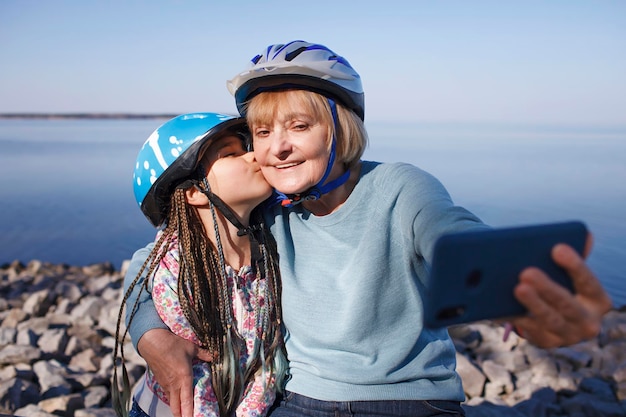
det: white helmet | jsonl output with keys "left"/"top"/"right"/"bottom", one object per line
{"left": 227, "top": 40, "right": 365, "bottom": 120}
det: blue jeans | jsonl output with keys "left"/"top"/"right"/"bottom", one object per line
{"left": 268, "top": 391, "right": 464, "bottom": 417}
{"left": 129, "top": 400, "right": 150, "bottom": 417}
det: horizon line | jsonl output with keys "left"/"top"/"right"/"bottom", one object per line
{"left": 0, "top": 112, "right": 181, "bottom": 120}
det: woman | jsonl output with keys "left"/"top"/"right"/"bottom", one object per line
{"left": 113, "top": 113, "right": 287, "bottom": 417}
{"left": 124, "top": 41, "right": 612, "bottom": 417}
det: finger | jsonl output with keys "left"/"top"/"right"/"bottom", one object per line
{"left": 515, "top": 266, "right": 605, "bottom": 346}
{"left": 552, "top": 243, "right": 586, "bottom": 277}
{"left": 179, "top": 375, "right": 195, "bottom": 417}
{"left": 169, "top": 388, "right": 182, "bottom": 417}
{"left": 551, "top": 244, "right": 612, "bottom": 314}
{"left": 196, "top": 348, "right": 215, "bottom": 363}
{"left": 511, "top": 304, "right": 588, "bottom": 348}
{"left": 516, "top": 267, "right": 583, "bottom": 321}
{"left": 510, "top": 316, "right": 566, "bottom": 348}
{"left": 583, "top": 232, "right": 594, "bottom": 259}
{"left": 514, "top": 267, "right": 590, "bottom": 345}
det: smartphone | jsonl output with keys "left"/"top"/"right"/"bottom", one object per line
{"left": 423, "top": 221, "right": 588, "bottom": 328}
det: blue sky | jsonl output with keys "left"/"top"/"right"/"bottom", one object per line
{"left": 1, "top": 0, "right": 624, "bottom": 125}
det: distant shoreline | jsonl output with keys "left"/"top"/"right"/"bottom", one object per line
{"left": 0, "top": 113, "right": 180, "bottom": 120}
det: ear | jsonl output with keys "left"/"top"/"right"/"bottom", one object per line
{"left": 185, "top": 186, "right": 210, "bottom": 207}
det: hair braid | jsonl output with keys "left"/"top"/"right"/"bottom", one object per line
{"left": 112, "top": 220, "right": 176, "bottom": 417}
{"left": 115, "top": 186, "right": 287, "bottom": 417}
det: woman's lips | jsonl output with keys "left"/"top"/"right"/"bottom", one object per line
{"left": 275, "top": 161, "right": 302, "bottom": 169}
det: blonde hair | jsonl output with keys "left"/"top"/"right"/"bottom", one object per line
{"left": 245, "top": 90, "right": 368, "bottom": 169}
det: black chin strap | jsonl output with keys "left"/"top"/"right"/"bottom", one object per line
{"left": 194, "top": 177, "right": 264, "bottom": 273}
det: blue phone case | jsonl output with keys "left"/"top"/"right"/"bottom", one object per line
{"left": 423, "top": 221, "right": 587, "bottom": 328}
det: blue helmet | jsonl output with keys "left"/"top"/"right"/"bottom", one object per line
{"left": 227, "top": 40, "right": 365, "bottom": 120}
{"left": 133, "top": 112, "right": 248, "bottom": 227}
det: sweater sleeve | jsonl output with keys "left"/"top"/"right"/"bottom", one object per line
{"left": 390, "top": 163, "right": 488, "bottom": 265}
{"left": 123, "top": 242, "right": 168, "bottom": 351}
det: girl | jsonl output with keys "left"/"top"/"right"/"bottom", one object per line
{"left": 113, "top": 113, "right": 287, "bottom": 417}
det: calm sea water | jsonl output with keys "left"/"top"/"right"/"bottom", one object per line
{"left": 1, "top": 119, "right": 624, "bottom": 307}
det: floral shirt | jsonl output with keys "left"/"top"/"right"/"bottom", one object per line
{"left": 138, "top": 232, "right": 276, "bottom": 417}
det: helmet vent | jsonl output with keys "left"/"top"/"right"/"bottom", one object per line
{"left": 285, "top": 46, "right": 308, "bottom": 61}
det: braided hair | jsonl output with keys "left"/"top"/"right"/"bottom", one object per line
{"left": 114, "top": 185, "right": 286, "bottom": 417}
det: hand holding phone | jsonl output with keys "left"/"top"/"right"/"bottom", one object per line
{"left": 423, "top": 221, "right": 588, "bottom": 328}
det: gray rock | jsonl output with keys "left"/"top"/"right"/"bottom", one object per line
{"left": 38, "top": 327, "right": 69, "bottom": 356}
{"left": 83, "top": 385, "right": 110, "bottom": 408}
{"left": 16, "top": 316, "right": 50, "bottom": 335}
{"left": 482, "top": 359, "right": 514, "bottom": 395}
{"left": 0, "top": 344, "right": 41, "bottom": 365}
{"left": 0, "top": 366, "right": 17, "bottom": 381}
{"left": 614, "top": 362, "right": 626, "bottom": 384}
{"left": 0, "top": 377, "right": 40, "bottom": 410}
{"left": 485, "top": 350, "right": 527, "bottom": 373}
{"left": 71, "top": 296, "right": 106, "bottom": 322}
{"left": 456, "top": 352, "right": 486, "bottom": 398}
{"left": 69, "top": 348, "right": 99, "bottom": 372}
{"left": 553, "top": 345, "right": 593, "bottom": 369}
{"left": 13, "top": 404, "right": 58, "bottom": 417}
{"left": 22, "top": 289, "right": 54, "bottom": 316}
{"left": 32, "top": 360, "right": 73, "bottom": 398}
{"left": 1, "top": 309, "right": 28, "bottom": 328}
{"left": 16, "top": 327, "right": 38, "bottom": 346}
{"left": 54, "top": 280, "right": 84, "bottom": 304}
{"left": 38, "top": 392, "right": 84, "bottom": 416}
{"left": 529, "top": 357, "right": 560, "bottom": 388}
{"left": 0, "top": 327, "right": 16, "bottom": 346}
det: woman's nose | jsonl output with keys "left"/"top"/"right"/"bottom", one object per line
{"left": 269, "top": 131, "right": 292, "bottom": 158}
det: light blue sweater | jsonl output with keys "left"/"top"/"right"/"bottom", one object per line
{"left": 125, "top": 161, "right": 487, "bottom": 402}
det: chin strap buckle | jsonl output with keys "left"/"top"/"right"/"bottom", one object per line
{"left": 279, "top": 189, "right": 322, "bottom": 207}
{"left": 237, "top": 223, "right": 263, "bottom": 237}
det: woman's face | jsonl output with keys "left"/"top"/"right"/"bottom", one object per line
{"left": 250, "top": 97, "right": 330, "bottom": 195}
{"left": 203, "top": 135, "right": 272, "bottom": 209}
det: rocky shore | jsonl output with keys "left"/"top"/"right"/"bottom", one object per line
{"left": 0, "top": 260, "right": 624, "bottom": 417}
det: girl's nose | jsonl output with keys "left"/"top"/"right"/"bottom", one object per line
{"left": 242, "top": 151, "right": 256, "bottom": 162}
